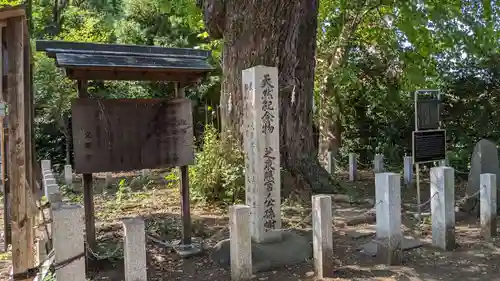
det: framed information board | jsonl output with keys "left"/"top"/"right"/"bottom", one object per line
{"left": 412, "top": 129, "right": 446, "bottom": 164}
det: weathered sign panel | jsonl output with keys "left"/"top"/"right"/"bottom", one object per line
{"left": 415, "top": 89, "right": 440, "bottom": 130}
{"left": 72, "top": 98, "right": 194, "bottom": 173}
{"left": 412, "top": 129, "right": 446, "bottom": 164}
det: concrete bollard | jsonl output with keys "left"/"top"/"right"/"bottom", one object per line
{"left": 480, "top": 173, "right": 497, "bottom": 240}
{"left": 141, "top": 169, "right": 151, "bottom": 178}
{"left": 430, "top": 167, "right": 455, "bottom": 250}
{"left": 326, "top": 151, "right": 336, "bottom": 175}
{"left": 105, "top": 172, "right": 113, "bottom": 187}
{"left": 373, "top": 154, "right": 384, "bottom": 173}
{"left": 348, "top": 153, "right": 357, "bottom": 182}
{"left": 123, "top": 218, "right": 147, "bottom": 281}
{"left": 229, "top": 205, "right": 252, "bottom": 281}
{"left": 403, "top": 156, "right": 413, "bottom": 187}
{"left": 52, "top": 204, "right": 86, "bottom": 281}
{"left": 312, "top": 195, "right": 334, "bottom": 278}
{"left": 375, "top": 173, "right": 402, "bottom": 265}
{"left": 41, "top": 159, "right": 51, "bottom": 172}
{"left": 64, "top": 165, "right": 73, "bottom": 186}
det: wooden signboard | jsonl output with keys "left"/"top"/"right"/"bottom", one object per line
{"left": 72, "top": 98, "right": 194, "bottom": 173}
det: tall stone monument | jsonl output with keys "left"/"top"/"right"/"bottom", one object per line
{"left": 210, "top": 65, "right": 312, "bottom": 272}
{"left": 466, "top": 139, "right": 500, "bottom": 214}
{"left": 242, "top": 65, "right": 281, "bottom": 243}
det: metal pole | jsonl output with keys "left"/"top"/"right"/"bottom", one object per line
{"left": 414, "top": 90, "right": 422, "bottom": 225}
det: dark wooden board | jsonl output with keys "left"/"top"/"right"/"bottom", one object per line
{"left": 412, "top": 129, "right": 446, "bottom": 164}
{"left": 72, "top": 98, "right": 194, "bottom": 173}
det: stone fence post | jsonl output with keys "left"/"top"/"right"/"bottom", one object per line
{"left": 229, "top": 205, "right": 252, "bottom": 281}
{"left": 430, "top": 167, "right": 455, "bottom": 250}
{"left": 52, "top": 204, "right": 86, "bottom": 281}
{"left": 123, "top": 218, "right": 147, "bottom": 281}
{"left": 312, "top": 195, "right": 334, "bottom": 278}
{"left": 480, "top": 173, "right": 497, "bottom": 240}
{"left": 375, "top": 172, "right": 402, "bottom": 265}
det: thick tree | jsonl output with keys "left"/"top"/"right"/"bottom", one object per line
{"left": 202, "top": 0, "right": 334, "bottom": 194}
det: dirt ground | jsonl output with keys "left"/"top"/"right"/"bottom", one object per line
{"left": 2, "top": 168, "right": 500, "bottom": 281}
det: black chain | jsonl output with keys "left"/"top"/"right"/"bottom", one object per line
{"left": 11, "top": 252, "right": 85, "bottom": 280}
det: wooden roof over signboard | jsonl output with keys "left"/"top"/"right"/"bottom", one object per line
{"left": 35, "top": 40, "right": 214, "bottom": 83}
{"left": 0, "top": 5, "right": 26, "bottom": 21}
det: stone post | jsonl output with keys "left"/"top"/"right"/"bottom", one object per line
{"left": 105, "top": 172, "right": 113, "bottom": 187}
{"left": 242, "top": 66, "right": 281, "bottom": 243}
{"left": 480, "top": 173, "right": 497, "bottom": 239}
{"left": 375, "top": 173, "right": 402, "bottom": 265}
{"left": 326, "top": 151, "right": 336, "bottom": 175}
{"left": 430, "top": 167, "right": 455, "bottom": 250}
{"left": 52, "top": 204, "right": 85, "bottom": 281}
{"left": 229, "top": 205, "right": 252, "bottom": 281}
{"left": 403, "top": 156, "right": 413, "bottom": 187}
{"left": 349, "top": 153, "right": 357, "bottom": 182}
{"left": 373, "top": 154, "right": 384, "bottom": 173}
{"left": 312, "top": 195, "right": 334, "bottom": 278}
{"left": 64, "top": 165, "right": 73, "bottom": 186}
{"left": 41, "top": 159, "right": 51, "bottom": 172}
{"left": 123, "top": 218, "right": 147, "bottom": 281}
{"left": 141, "top": 169, "right": 150, "bottom": 178}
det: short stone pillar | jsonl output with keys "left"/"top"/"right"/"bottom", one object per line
{"left": 52, "top": 204, "right": 85, "bottom": 281}
{"left": 105, "top": 172, "right": 113, "bottom": 187}
{"left": 229, "top": 205, "right": 252, "bottom": 281}
{"left": 326, "top": 151, "right": 336, "bottom": 175}
{"left": 141, "top": 169, "right": 150, "bottom": 178}
{"left": 41, "top": 159, "right": 51, "bottom": 171}
{"left": 123, "top": 218, "right": 147, "bottom": 281}
{"left": 348, "top": 153, "right": 357, "bottom": 182}
{"left": 373, "top": 154, "right": 384, "bottom": 173}
{"left": 403, "top": 156, "right": 413, "bottom": 186}
{"left": 242, "top": 65, "right": 281, "bottom": 243}
{"left": 430, "top": 167, "right": 455, "bottom": 250}
{"left": 480, "top": 173, "right": 497, "bottom": 239}
{"left": 64, "top": 165, "right": 73, "bottom": 186}
{"left": 375, "top": 173, "right": 402, "bottom": 265}
{"left": 312, "top": 195, "right": 334, "bottom": 278}
{"left": 439, "top": 158, "right": 449, "bottom": 166}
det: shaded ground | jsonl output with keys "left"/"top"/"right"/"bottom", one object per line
{"left": 2, "top": 168, "right": 500, "bottom": 280}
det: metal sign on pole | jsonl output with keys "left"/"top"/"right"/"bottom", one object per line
{"left": 413, "top": 89, "right": 446, "bottom": 224}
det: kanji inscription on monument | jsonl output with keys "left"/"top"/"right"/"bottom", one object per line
{"left": 242, "top": 65, "right": 281, "bottom": 243}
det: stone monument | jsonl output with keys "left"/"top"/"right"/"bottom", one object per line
{"left": 211, "top": 65, "right": 311, "bottom": 272}
{"left": 466, "top": 139, "right": 500, "bottom": 214}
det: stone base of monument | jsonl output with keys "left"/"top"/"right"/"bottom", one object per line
{"left": 172, "top": 238, "right": 204, "bottom": 258}
{"left": 358, "top": 236, "right": 422, "bottom": 257}
{"left": 210, "top": 231, "right": 311, "bottom": 273}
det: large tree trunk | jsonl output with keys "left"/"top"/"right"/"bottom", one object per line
{"left": 203, "top": 0, "right": 335, "bottom": 194}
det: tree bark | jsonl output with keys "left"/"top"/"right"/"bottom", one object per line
{"left": 204, "top": 0, "right": 335, "bottom": 194}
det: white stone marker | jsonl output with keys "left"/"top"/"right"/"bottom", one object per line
{"left": 480, "top": 173, "right": 497, "bottom": 239}
{"left": 242, "top": 65, "right": 281, "bottom": 243}
{"left": 229, "top": 205, "right": 252, "bottom": 281}
{"left": 141, "top": 169, "right": 150, "bottom": 178}
{"left": 373, "top": 154, "right": 384, "bottom": 173}
{"left": 348, "top": 153, "right": 357, "bottom": 181}
{"left": 326, "top": 151, "right": 336, "bottom": 175}
{"left": 64, "top": 165, "right": 73, "bottom": 186}
{"left": 403, "top": 156, "right": 413, "bottom": 186}
{"left": 52, "top": 204, "right": 85, "bottom": 281}
{"left": 312, "top": 195, "right": 334, "bottom": 278}
{"left": 123, "top": 218, "right": 147, "bottom": 281}
{"left": 41, "top": 159, "right": 51, "bottom": 171}
{"left": 105, "top": 172, "right": 113, "bottom": 187}
{"left": 375, "top": 173, "right": 402, "bottom": 265}
{"left": 430, "top": 167, "right": 455, "bottom": 250}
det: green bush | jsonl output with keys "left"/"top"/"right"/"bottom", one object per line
{"left": 189, "top": 125, "right": 245, "bottom": 204}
